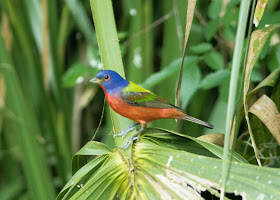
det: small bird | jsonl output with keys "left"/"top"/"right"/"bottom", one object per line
{"left": 90, "top": 70, "right": 213, "bottom": 148}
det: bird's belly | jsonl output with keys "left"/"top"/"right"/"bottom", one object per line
{"left": 106, "top": 94, "right": 181, "bottom": 123}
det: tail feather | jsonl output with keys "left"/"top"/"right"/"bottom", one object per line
{"left": 180, "top": 115, "right": 214, "bottom": 129}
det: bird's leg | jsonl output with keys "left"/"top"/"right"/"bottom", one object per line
{"left": 113, "top": 123, "right": 140, "bottom": 139}
{"left": 118, "top": 123, "right": 147, "bottom": 149}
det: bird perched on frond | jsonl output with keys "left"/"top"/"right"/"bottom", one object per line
{"left": 90, "top": 70, "right": 213, "bottom": 148}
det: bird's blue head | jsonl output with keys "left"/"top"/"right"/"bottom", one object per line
{"left": 90, "top": 70, "right": 129, "bottom": 94}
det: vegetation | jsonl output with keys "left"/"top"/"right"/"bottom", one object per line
{"left": 0, "top": 0, "right": 280, "bottom": 199}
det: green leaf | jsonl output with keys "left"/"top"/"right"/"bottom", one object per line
{"left": 190, "top": 43, "right": 213, "bottom": 54}
{"left": 204, "top": 51, "right": 224, "bottom": 70}
{"left": 258, "top": 11, "right": 280, "bottom": 28}
{"left": 208, "top": 0, "right": 222, "bottom": 19}
{"left": 62, "top": 62, "right": 98, "bottom": 88}
{"left": 72, "top": 141, "right": 112, "bottom": 173}
{"left": 219, "top": 77, "right": 230, "bottom": 102}
{"left": 87, "top": 45, "right": 102, "bottom": 68}
{"left": 64, "top": 0, "right": 96, "bottom": 44}
{"left": 250, "top": 68, "right": 263, "bottom": 82}
{"left": 67, "top": 152, "right": 127, "bottom": 200}
{"left": 141, "top": 56, "right": 198, "bottom": 89}
{"left": 136, "top": 142, "right": 280, "bottom": 200}
{"left": 181, "top": 64, "right": 201, "bottom": 108}
{"left": 223, "top": 26, "right": 236, "bottom": 40}
{"left": 268, "top": 43, "right": 280, "bottom": 72}
{"left": 248, "top": 68, "right": 280, "bottom": 100}
{"left": 23, "top": 0, "right": 42, "bottom": 51}
{"left": 58, "top": 131, "right": 280, "bottom": 199}
{"left": 271, "top": 75, "right": 280, "bottom": 111}
{"left": 199, "top": 69, "right": 230, "bottom": 90}
{"left": 0, "top": 180, "right": 25, "bottom": 200}
{"left": 222, "top": 0, "right": 251, "bottom": 196}
{"left": 204, "top": 97, "right": 228, "bottom": 135}
{"left": 222, "top": 3, "right": 239, "bottom": 27}
{"left": 0, "top": 32, "right": 56, "bottom": 199}
{"left": 74, "top": 141, "right": 112, "bottom": 156}
{"left": 141, "top": 128, "right": 215, "bottom": 157}
{"left": 205, "top": 18, "right": 219, "bottom": 41}
{"left": 90, "top": 0, "right": 131, "bottom": 146}
{"left": 57, "top": 155, "right": 108, "bottom": 200}
{"left": 150, "top": 128, "right": 247, "bottom": 163}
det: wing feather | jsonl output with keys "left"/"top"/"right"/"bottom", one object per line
{"left": 121, "top": 82, "right": 180, "bottom": 109}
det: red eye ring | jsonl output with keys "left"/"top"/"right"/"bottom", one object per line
{"left": 104, "top": 75, "right": 110, "bottom": 81}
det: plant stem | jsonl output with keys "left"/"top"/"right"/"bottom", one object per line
{"left": 220, "top": 0, "right": 251, "bottom": 199}
{"left": 90, "top": 0, "right": 131, "bottom": 147}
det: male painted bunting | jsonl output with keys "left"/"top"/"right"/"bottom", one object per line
{"left": 90, "top": 70, "right": 213, "bottom": 147}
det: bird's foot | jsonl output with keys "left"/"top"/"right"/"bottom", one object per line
{"left": 117, "top": 124, "right": 146, "bottom": 149}
{"left": 113, "top": 123, "right": 139, "bottom": 139}
{"left": 118, "top": 136, "right": 140, "bottom": 149}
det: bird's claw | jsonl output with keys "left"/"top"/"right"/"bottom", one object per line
{"left": 117, "top": 141, "right": 130, "bottom": 149}
{"left": 116, "top": 123, "right": 145, "bottom": 149}
{"left": 113, "top": 130, "right": 125, "bottom": 138}
{"left": 117, "top": 136, "right": 140, "bottom": 149}
{"left": 113, "top": 123, "right": 139, "bottom": 138}
{"left": 133, "top": 136, "right": 139, "bottom": 141}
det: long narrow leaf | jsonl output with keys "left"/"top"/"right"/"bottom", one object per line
{"left": 175, "top": 0, "right": 197, "bottom": 107}
{"left": 222, "top": 1, "right": 251, "bottom": 198}
{"left": 89, "top": 0, "right": 131, "bottom": 148}
{"left": 0, "top": 30, "right": 56, "bottom": 200}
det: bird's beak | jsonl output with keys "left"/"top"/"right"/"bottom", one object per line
{"left": 89, "top": 77, "right": 101, "bottom": 84}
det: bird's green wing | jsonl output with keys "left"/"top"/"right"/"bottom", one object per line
{"left": 121, "top": 82, "right": 179, "bottom": 109}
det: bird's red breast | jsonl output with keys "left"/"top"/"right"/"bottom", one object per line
{"left": 104, "top": 89, "right": 185, "bottom": 125}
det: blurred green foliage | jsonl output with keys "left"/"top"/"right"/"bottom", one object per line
{"left": 0, "top": 0, "right": 280, "bottom": 199}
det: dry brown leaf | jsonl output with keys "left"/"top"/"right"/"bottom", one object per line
{"left": 243, "top": 24, "right": 280, "bottom": 166}
{"left": 249, "top": 94, "right": 280, "bottom": 145}
{"left": 253, "top": 0, "right": 268, "bottom": 27}
{"left": 198, "top": 133, "right": 224, "bottom": 147}
{"left": 175, "top": 0, "right": 197, "bottom": 107}
{"left": 1, "top": 14, "right": 13, "bottom": 51}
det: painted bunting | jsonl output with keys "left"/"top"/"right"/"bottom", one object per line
{"left": 90, "top": 70, "right": 213, "bottom": 147}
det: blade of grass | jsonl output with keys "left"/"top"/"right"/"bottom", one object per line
{"left": 221, "top": 1, "right": 251, "bottom": 199}
{"left": 4, "top": 0, "right": 72, "bottom": 184}
{"left": 229, "top": 0, "right": 256, "bottom": 151}
{"left": 23, "top": 0, "right": 42, "bottom": 51}
{"left": 142, "top": 0, "right": 153, "bottom": 78}
{"left": 47, "top": 0, "right": 73, "bottom": 163}
{"left": 41, "top": 0, "right": 51, "bottom": 89}
{"left": 0, "top": 29, "right": 56, "bottom": 200}
{"left": 126, "top": 0, "right": 153, "bottom": 83}
{"left": 58, "top": 5, "right": 70, "bottom": 69}
{"left": 5, "top": 0, "right": 42, "bottom": 106}
{"left": 64, "top": 0, "right": 96, "bottom": 44}
{"left": 126, "top": 0, "right": 143, "bottom": 82}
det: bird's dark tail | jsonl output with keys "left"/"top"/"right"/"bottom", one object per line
{"left": 180, "top": 115, "right": 214, "bottom": 129}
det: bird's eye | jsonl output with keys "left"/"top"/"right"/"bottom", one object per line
{"left": 104, "top": 75, "right": 110, "bottom": 81}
